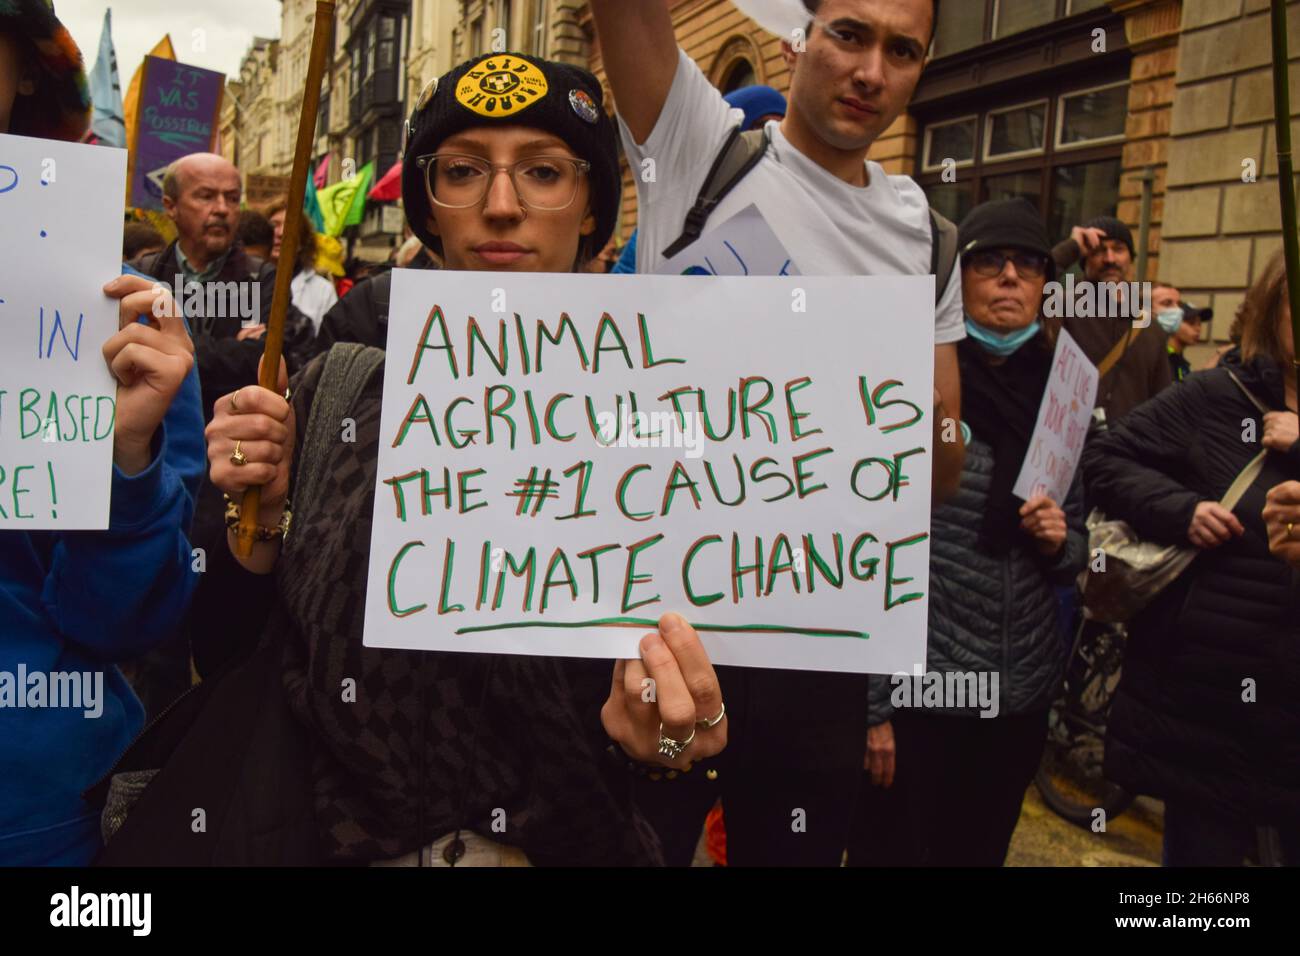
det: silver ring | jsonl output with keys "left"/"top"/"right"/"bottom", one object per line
{"left": 696, "top": 702, "right": 726, "bottom": 729}
{"left": 657, "top": 723, "right": 696, "bottom": 760}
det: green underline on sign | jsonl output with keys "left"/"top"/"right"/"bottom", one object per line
{"left": 452, "top": 618, "right": 870, "bottom": 640}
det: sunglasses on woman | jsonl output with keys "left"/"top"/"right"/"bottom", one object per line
{"left": 965, "top": 250, "right": 1050, "bottom": 280}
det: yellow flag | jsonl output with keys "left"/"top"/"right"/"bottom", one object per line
{"left": 123, "top": 35, "right": 176, "bottom": 207}
{"left": 315, "top": 234, "right": 346, "bottom": 278}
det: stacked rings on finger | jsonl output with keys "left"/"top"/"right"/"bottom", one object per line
{"left": 1289, "top": 522, "right": 1296, "bottom": 540}
{"left": 657, "top": 723, "right": 695, "bottom": 760}
{"left": 230, "top": 441, "right": 248, "bottom": 467}
{"left": 696, "top": 703, "right": 726, "bottom": 729}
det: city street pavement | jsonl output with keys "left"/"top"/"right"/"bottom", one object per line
{"left": 1006, "top": 785, "right": 1162, "bottom": 866}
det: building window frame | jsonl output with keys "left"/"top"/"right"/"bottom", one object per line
{"left": 933, "top": 0, "right": 1111, "bottom": 59}
{"left": 982, "top": 97, "right": 1050, "bottom": 163}
{"left": 531, "top": 0, "right": 547, "bottom": 56}
{"left": 915, "top": 70, "right": 1127, "bottom": 236}
{"left": 1054, "top": 79, "right": 1128, "bottom": 152}
{"left": 709, "top": 35, "right": 766, "bottom": 91}
{"left": 921, "top": 112, "right": 980, "bottom": 173}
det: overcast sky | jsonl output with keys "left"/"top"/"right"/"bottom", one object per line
{"left": 58, "top": 0, "right": 283, "bottom": 85}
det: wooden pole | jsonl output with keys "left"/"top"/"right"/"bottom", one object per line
{"left": 1271, "top": 0, "right": 1300, "bottom": 396}
{"left": 235, "top": 0, "right": 336, "bottom": 556}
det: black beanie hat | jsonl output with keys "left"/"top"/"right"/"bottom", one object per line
{"left": 1085, "top": 215, "right": 1135, "bottom": 256}
{"left": 401, "top": 52, "right": 620, "bottom": 261}
{"left": 957, "top": 198, "right": 1055, "bottom": 278}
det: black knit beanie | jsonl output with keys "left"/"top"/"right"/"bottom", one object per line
{"left": 401, "top": 52, "right": 620, "bottom": 260}
{"left": 957, "top": 197, "right": 1055, "bottom": 279}
{"left": 1085, "top": 215, "right": 1135, "bottom": 257}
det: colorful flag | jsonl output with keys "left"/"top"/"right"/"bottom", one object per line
{"left": 367, "top": 159, "right": 403, "bottom": 201}
{"left": 88, "top": 10, "right": 125, "bottom": 147}
{"left": 304, "top": 171, "right": 325, "bottom": 233}
{"left": 122, "top": 35, "right": 175, "bottom": 206}
{"left": 313, "top": 154, "right": 331, "bottom": 190}
{"left": 129, "top": 57, "right": 225, "bottom": 209}
{"left": 317, "top": 161, "right": 375, "bottom": 237}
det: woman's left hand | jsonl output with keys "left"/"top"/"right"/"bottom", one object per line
{"left": 602, "top": 613, "right": 728, "bottom": 769}
{"left": 1263, "top": 411, "right": 1299, "bottom": 453}
{"left": 1019, "top": 495, "right": 1067, "bottom": 556}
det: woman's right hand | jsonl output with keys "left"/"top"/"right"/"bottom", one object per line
{"left": 205, "top": 356, "right": 295, "bottom": 524}
{"left": 1187, "top": 501, "right": 1244, "bottom": 549}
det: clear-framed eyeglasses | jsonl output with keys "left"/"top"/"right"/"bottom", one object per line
{"left": 415, "top": 153, "right": 591, "bottom": 211}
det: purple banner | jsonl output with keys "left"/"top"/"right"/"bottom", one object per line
{"left": 129, "top": 57, "right": 225, "bottom": 210}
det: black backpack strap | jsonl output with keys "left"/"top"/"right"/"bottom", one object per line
{"left": 661, "top": 125, "right": 771, "bottom": 260}
{"left": 289, "top": 343, "right": 386, "bottom": 526}
{"left": 929, "top": 207, "right": 959, "bottom": 306}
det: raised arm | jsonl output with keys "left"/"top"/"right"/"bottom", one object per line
{"left": 589, "top": 0, "right": 680, "bottom": 145}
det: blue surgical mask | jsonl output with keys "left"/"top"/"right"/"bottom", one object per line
{"left": 1156, "top": 308, "right": 1184, "bottom": 334}
{"left": 964, "top": 318, "right": 1041, "bottom": 357}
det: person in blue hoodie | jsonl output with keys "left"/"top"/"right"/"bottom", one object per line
{"left": 610, "top": 84, "right": 787, "bottom": 275}
{"left": 1, "top": 0, "right": 205, "bottom": 865}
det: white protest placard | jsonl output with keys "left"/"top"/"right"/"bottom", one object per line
{"left": 0, "top": 134, "right": 127, "bottom": 529}
{"left": 658, "top": 204, "right": 799, "bottom": 277}
{"left": 364, "top": 271, "right": 935, "bottom": 675}
{"left": 1013, "top": 328, "right": 1099, "bottom": 505}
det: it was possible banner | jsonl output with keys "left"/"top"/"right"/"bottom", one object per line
{"left": 129, "top": 57, "right": 224, "bottom": 210}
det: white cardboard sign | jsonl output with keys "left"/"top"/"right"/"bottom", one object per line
{"left": 364, "top": 271, "right": 935, "bottom": 674}
{"left": 0, "top": 134, "right": 127, "bottom": 529}
{"left": 657, "top": 204, "right": 799, "bottom": 277}
{"left": 1013, "top": 328, "right": 1099, "bottom": 505}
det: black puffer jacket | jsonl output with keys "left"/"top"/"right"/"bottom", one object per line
{"left": 1083, "top": 349, "right": 1300, "bottom": 823}
{"left": 869, "top": 435, "right": 1085, "bottom": 724}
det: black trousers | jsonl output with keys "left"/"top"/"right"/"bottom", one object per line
{"left": 846, "top": 709, "right": 1048, "bottom": 867}
{"left": 632, "top": 665, "right": 869, "bottom": 867}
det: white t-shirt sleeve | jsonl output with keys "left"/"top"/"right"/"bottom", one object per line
{"left": 934, "top": 254, "right": 966, "bottom": 345}
{"left": 616, "top": 48, "right": 742, "bottom": 272}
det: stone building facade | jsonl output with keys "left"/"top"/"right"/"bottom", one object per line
{"left": 1159, "top": 0, "right": 1298, "bottom": 342}
{"left": 232, "top": 37, "right": 279, "bottom": 180}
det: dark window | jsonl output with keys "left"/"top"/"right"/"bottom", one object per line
{"left": 916, "top": 76, "right": 1126, "bottom": 239}
{"left": 930, "top": 0, "right": 1112, "bottom": 58}
{"left": 721, "top": 59, "right": 756, "bottom": 94}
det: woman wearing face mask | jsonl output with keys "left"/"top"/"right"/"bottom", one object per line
{"left": 851, "top": 198, "right": 1087, "bottom": 867}
{"left": 95, "top": 52, "right": 726, "bottom": 866}
{"left": 1083, "top": 250, "right": 1300, "bottom": 866}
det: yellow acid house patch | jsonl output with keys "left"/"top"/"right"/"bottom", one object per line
{"left": 456, "top": 57, "right": 549, "bottom": 117}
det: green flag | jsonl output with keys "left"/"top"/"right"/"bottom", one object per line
{"left": 318, "top": 161, "right": 375, "bottom": 237}
{"left": 344, "top": 161, "right": 374, "bottom": 229}
{"left": 304, "top": 174, "right": 325, "bottom": 233}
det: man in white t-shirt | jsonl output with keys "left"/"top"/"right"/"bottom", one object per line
{"left": 591, "top": 0, "right": 958, "bottom": 865}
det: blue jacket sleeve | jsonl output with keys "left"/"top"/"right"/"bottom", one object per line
{"left": 43, "top": 425, "right": 200, "bottom": 661}
{"left": 38, "top": 266, "right": 207, "bottom": 660}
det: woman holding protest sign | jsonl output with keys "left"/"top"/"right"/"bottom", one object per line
{"left": 1, "top": 1, "right": 204, "bottom": 865}
{"left": 96, "top": 52, "right": 725, "bottom": 867}
{"left": 1081, "top": 250, "right": 1300, "bottom": 866}
{"left": 849, "top": 198, "right": 1086, "bottom": 867}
